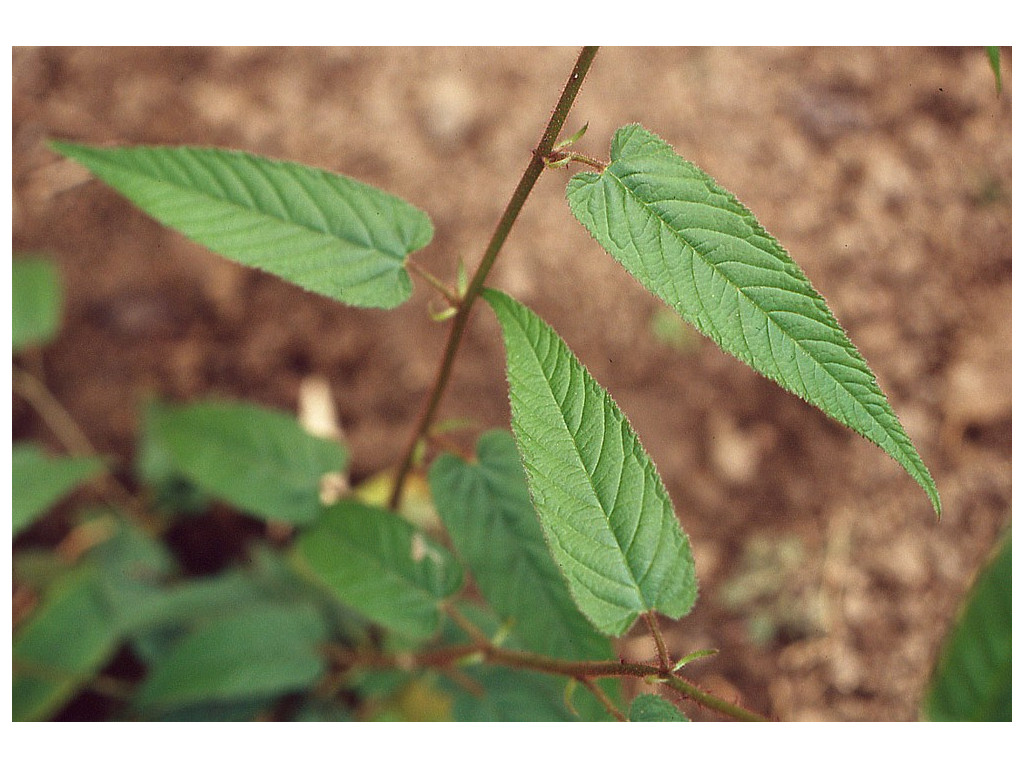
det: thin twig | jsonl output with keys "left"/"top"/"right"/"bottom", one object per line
{"left": 407, "top": 259, "right": 459, "bottom": 306}
{"left": 13, "top": 365, "right": 98, "bottom": 458}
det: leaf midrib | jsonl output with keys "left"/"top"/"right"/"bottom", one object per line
{"left": 81, "top": 146, "right": 410, "bottom": 266}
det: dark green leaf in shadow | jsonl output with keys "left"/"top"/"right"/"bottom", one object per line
{"left": 429, "top": 430, "right": 612, "bottom": 660}
{"left": 13, "top": 567, "right": 120, "bottom": 721}
{"left": 134, "top": 602, "right": 329, "bottom": 712}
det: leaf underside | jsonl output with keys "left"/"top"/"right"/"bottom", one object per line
{"left": 567, "top": 124, "right": 939, "bottom": 515}
{"left": 51, "top": 142, "right": 433, "bottom": 309}
{"left": 485, "top": 289, "right": 697, "bottom": 637}
{"left": 429, "top": 430, "right": 613, "bottom": 659}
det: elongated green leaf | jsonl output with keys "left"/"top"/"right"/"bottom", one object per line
{"left": 629, "top": 693, "right": 689, "bottom": 722}
{"left": 12, "top": 257, "right": 62, "bottom": 351}
{"left": 924, "top": 531, "right": 1011, "bottom": 721}
{"left": 296, "top": 500, "right": 463, "bottom": 640}
{"left": 567, "top": 124, "right": 939, "bottom": 515}
{"left": 986, "top": 47, "right": 1002, "bottom": 95}
{"left": 429, "top": 430, "right": 612, "bottom": 660}
{"left": 145, "top": 399, "right": 346, "bottom": 525}
{"left": 12, "top": 443, "right": 105, "bottom": 536}
{"left": 135, "top": 602, "right": 328, "bottom": 711}
{"left": 484, "top": 289, "right": 697, "bottom": 637}
{"left": 51, "top": 142, "right": 433, "bottom": 309}
{"left": 13, "top": 567, "right": 120, "bottom": 721}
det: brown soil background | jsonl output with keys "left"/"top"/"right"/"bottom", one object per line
{"left": 12, "top": 47, "right": 1012, "bottom": 721}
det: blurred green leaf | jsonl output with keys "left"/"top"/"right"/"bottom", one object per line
{"left": 924, "top": 531, "right": 1011, "bottom": 721}
{"left": 144, "top": 399, "right": 346, "bottom": 525}
{"left": 134, "top": 602, "right": 329, "bottom": 712}
{"left": 292, "top": 700, "right": 354, "bottom": 721}
{"left": 90, "top": 515, "right": 178, "bottom": 633}
{"left": 13, "top": 567, "right": 121, "bottom": 721}
{"left": 154, "top": 699, "right": 274, "bottom": 722}
{"left": 629, "top": 693, "right": 689, "bottom": 721}
{"left": 446, "top": 666, "right": 583, "bottom": 722}
{"left": 429, "top": 430, "right": 612, "bottom": 660}
{"left": 137, "top": 402, "right": 210, "bottom": 515}
{"left": 51, "top": 142, "right": 433, "bottom": 309}
{"left": 12, "top": 443, "right": 105, "bottom": 536}
{"left": 12, "top": 257, "right": 62, "bottom": 351}
{"left": 297, "top": 500, "right": 462, "bottom": 640}
{"left": 986, "top": 47, "right": 1002, "bottom": 95}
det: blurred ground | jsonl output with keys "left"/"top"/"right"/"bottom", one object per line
{"left": 12, "top": 47, "right": 1012, "bottom": 721}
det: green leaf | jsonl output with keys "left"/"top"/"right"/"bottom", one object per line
{"left": 924, "top": 531, "right": 1011, "bottom": 721}
{"left": 629, "top": 693, "right": 689, "bottom": 722}
{"left": 986, "top": 47, "right": 1002, "bottom": 95}
{"left": 12, "top": 257, "right": 62, "bottom": 351}
{"left": 13, "top": 567, "right": 120, "bottom": 721}
{"left": 90, "top": 516, "right": 178, "bottom": 634}
{"left": 12, "top": 443, "right": 105, "bottom": 536}
{"left": 144, "top": 399, "right": 346, "bottom": 525}
{"left": 446, "top": 666, "right": 585, "bottom": 722}
{"left": 429, "top": 430, "right": 612, "bottom": 660}
{"left": 51, "top": 141, "right": 433, "bottom": 309}
{"left": 484, "top": 289, "right": 697, "bottom": 637}
{"left": 134, "top": 602, "right": 329, "bottom": 711}
{"left": 296, "top": 500, "right": 463, "bottom": 640}
{"left": 567, "top": 124, "right": 940, "bottom": 516}
{"left": 436, "top": 601, "right": 619, "bottom": 721}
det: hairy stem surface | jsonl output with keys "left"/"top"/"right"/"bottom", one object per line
{"left": 325, "top": 637, "right": 767, "bottom": 722}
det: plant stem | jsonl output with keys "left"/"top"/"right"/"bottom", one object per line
{"left": 388, "top": 46, "right": 600, "bottom": 510}
{"left": 13, "top": 365, "right": 98, "bottom": 458}
{"left": 325, "top": 638, "right": 767, "bottom": 722}
{"left": 643, "top": 612, "right": 672, "bottom": 672}
{"left": 660, "top": 675, "right": 767, "bottom": 722}
{"left": 407, "top": 259, "right": 459, "bottom": 306}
